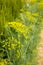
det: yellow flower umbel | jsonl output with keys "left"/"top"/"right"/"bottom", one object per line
{"left": 25, "top": 11, "right": 36, "bottom": 22}
{"left": 7, "top": 22, "right": 29, "bottom": 39}
{"left": 0, "top": 59, "right": 7, "bottom": 65}
{"left": 11, "top": 43, "right": 17, "bottom": 49}
{"left": 8, "top": 43, "right": 17, "bottom": 50}
{"left": 32, "top": 13, "right": 39, "bottom": 17}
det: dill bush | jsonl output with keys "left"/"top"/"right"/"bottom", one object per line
{"left": 0, "top": 0, "right": 43, "bottom": 65}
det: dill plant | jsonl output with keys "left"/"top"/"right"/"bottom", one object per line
{"left": 0, "top": 0, "right": 43, "bottom": 65}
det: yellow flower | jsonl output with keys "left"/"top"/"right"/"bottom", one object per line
{"left": 18, "top": 41, "right": 20, "bottom": 44}
{"left": 3, "top": 59, "right": 7, "bottom": 64}
{"left": 24, "top": 34, "right": 29, "bottom": 40}
{"left": 26, "top": 11, "right": 36, "bottom": 22}
{"left": 0, "top": 59, "right": 7, "bottom": 65}
{"left": 8, "top": 48, "right": 11, "bottom": 50}
{"left": 16, "top": 50, "right": 20, "bottom": 58}
{"left": 26, "top": 11, "right": 31, "bottom": 16}
{"left": 11, "top": 43, "right": 17, "bottom": 49}
{"left": 0, "top": 62, "right": 4, "bottom": 65}
{"left": 8, "top": 43, "right": 17, "bottom": 50}
{"left": 38, "top": 1, "right": 43, "bottom": 9}
{"left": 30, "top": 0, "right": 37, "bottom": 3}
{"left": 7, "top": 22, "right": 29, "bottom": 39}
{"left": 33, "top": 49, "right": 38, "bottom": 53}
{"left": 32, "top": 13, "right": 39, "bottom": 16}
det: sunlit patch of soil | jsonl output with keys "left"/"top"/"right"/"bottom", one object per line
{"left": 38, "top": 30, "right": 43, "bottom": 65}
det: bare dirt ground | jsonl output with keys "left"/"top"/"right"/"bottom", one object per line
{"left": 38, "top": 30, "right": 43, "bottom": 65}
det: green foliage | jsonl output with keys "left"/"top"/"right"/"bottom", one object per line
{"left": 0, "top": 0, "right": 22, "bottom": 19}
{"left": 0, "top": 0, "right": 43, "bottom": 65}
{"left": 0, "top": 0, "right": 23, "bottom": 33}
